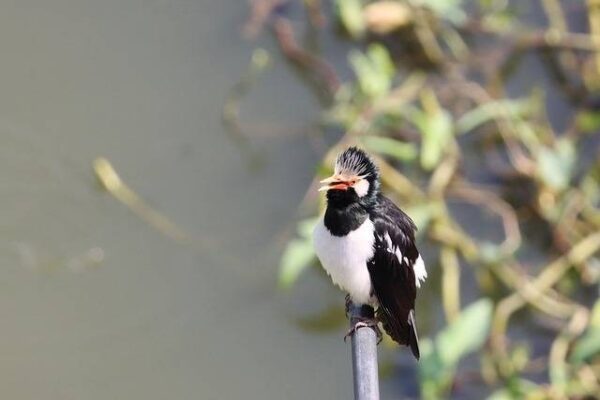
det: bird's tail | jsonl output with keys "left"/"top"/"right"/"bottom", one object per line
{"left": 407, "top": 310, "right": 420, "bottom": 359}
{"left": 378, "top": 308, "right": 420, "bottom": 360}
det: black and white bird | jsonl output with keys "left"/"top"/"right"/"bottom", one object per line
{"left": 313, "top": 147, "right": 426, "bottom": 359}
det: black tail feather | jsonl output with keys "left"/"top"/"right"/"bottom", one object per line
{"left": 408, "top": 310, "right": 420, "bottom": 360}
{"left": 377, "top": 307, "right": 420, "bottom": 360}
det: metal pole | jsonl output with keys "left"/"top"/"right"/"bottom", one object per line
{"left": 349, "top": 303, "right": 380, "bottom": 400}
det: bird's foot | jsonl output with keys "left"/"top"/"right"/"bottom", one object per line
{"left": 344, "top": 318, "right": 383, "bottom": 344}
{"left": 344, "top": 294, "right": 352, "bottom": 318}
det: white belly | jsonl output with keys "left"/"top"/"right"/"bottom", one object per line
{"left": 312, "top": 218, "right": 376, "bottom": 304}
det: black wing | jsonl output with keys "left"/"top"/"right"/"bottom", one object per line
{"left": 367, "top": 195, "right": 421, "bottom": 359}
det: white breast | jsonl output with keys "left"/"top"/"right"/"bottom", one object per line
{"left": 312, "top": 218, "right": 376, "bottom": 304}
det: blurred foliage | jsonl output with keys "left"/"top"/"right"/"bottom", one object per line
{"left": 419, "top": 299, "right": 493, "bottom": 399}
{"left": 278, "top": 217, "right": 318, "bottom": 289}
{"left": 570, "top": 299, "right": 600, "bottom": 365}
{"left": 245, "top": 0, "right": 600, "bottom": 398}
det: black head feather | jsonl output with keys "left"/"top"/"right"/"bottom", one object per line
{"left": 335, "top": 147, "right": 379, "bottom": 183}
{"left": 326, "top": 147, "right": 380, "bottom": 209}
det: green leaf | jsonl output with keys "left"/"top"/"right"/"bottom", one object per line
{"left": 278, "top": 238, "right": 315, "bottom": 289}
{"left": 360, "top": 136, "right": 418, "bottom": 162}
{"left": 418, "top": 299, "right": 493, "bottom": 398}
{"left": 571, "top": 328, "right": 600, "bottom": 363}
{"left": 478, "top": 241, "right": 505, "bottom": 265}
{"left": 368, "top": 43, "right": 395, "bottom": 77}
{"left": 537, "top": 139, "right": 576, "bottom": 191}
{"left": 436, "top": 298, "right": 493, "bottom": 366}
{"left": 418, "top": 338, "right": 451, "bottom": 400}
{"left": 514, "top": 120, "right": 541, "bottom": 151}
{"left": 576, "top": 110, "right": 600, "bottom": 133}
{"left": 570, "top": 300, "right": 600, "bottom": 363}
{"left": 349, "top": 44, "right": 395, "bottom": 99}
{"left": 297, "top": 217, "right": 319, "bottom": 239}
{"left": 455, "top": 98, "right": 534, "bottom": 134}
{"left": 486, "top": 379, "right": 539, "bottom": 400}
{"left": 481, "top": 11, "right": 517, "bottom": 33}
{"left": 419, "top": 0, "right": 466, "bottom": 24}
{"left": 335, "top": 0, "right": 365, "bottom": 38}
{"left": 509, "top": 344, "right": 531, "bottom": 372}
{"left": 418, "top": 108, "right": 454, "bottom": 171}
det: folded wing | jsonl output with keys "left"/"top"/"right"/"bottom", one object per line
{"left": 367, "top": 195, "right": 423, "bottom": 359}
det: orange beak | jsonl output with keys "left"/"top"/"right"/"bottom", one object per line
{"left": 318, "top": 174, "right": 348, "bottom": 191}
{"left": 318, "top": 173, "right": 363, "bottom": 192}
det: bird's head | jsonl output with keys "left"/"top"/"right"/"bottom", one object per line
{"left": 319, "top": 147, "right": 380, "bottom": 208}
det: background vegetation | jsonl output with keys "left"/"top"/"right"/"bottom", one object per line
{"left": 240, "top": 0, "right": 600, "bottom": 398}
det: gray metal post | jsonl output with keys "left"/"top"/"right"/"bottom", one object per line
{"left": 349, "top": 303, "right": 380, "bottom": 400}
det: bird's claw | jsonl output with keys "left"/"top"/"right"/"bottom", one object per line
{"left": 344, "top": 294, "right": 352, "bottom": 318}
{"left": 344, "top": 319, "right": 383, "bottom": 344}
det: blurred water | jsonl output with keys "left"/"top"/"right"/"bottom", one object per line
{"left": 0, "top": 1, "right": 362, "bottom": 399}
{"left": 4, "top": 1, "right": 588, "bottom": 398}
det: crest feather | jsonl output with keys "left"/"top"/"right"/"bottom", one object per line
{"left": 335, "top": 147, "right": 377, "bottom": 178}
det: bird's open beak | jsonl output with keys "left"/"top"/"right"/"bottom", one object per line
{"left": 318, "top": 174, "right": 359, "bottom": 191}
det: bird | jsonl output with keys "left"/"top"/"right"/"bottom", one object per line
{"left": 312, "top": 146, "right": 426, "bottom": 360}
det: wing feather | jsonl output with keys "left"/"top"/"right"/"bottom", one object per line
{"left": 367, "top": 195, "right": 423, "bottom": 359}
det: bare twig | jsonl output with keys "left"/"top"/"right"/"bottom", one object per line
{"left": 493, "top": 231, "right": 600, "bottom": 350}
{"left": 448, "top": 182, "right": 522, "bottom": 254}
{"left": 441, "top": 246, "right": 461, "bottom": 322}
{"left": 273, "top": 17, "right": 340, "bottom": 96}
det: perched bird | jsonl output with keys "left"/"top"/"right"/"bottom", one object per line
{"left": 313, "top": 147, "right": 426, "bottom": 359}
